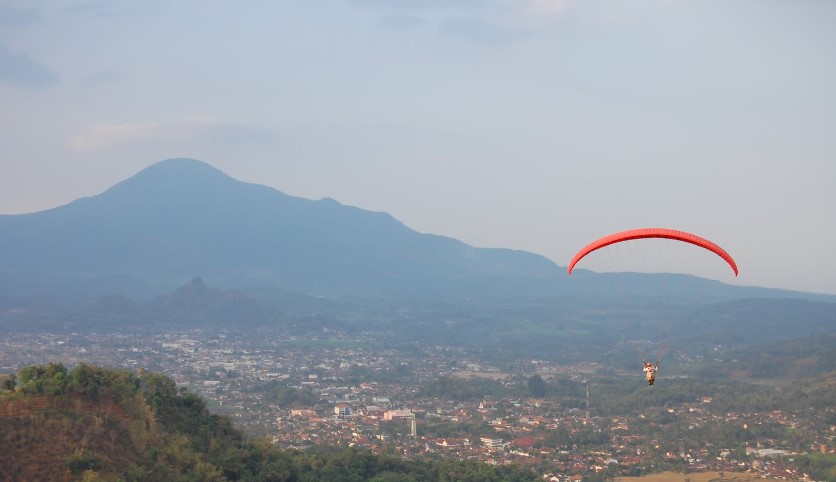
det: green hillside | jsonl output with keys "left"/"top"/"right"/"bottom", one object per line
{"left": 0, "top": 363, "right": 539, "bottom": 482}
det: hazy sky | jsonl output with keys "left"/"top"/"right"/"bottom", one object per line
{"left": 2, "top": 1, "right": 835, "bottom": 294}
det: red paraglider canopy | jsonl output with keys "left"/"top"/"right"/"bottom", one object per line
{"left": 567, "top": 228, "right": 738, "bottom": 276}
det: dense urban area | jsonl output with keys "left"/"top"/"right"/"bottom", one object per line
{"left": 1, "top": 328, "right": 832, "bottom": 482}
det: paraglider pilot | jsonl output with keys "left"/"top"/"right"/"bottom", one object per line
{"left": 643, "top": 361, "right": 658, "bottom": 386}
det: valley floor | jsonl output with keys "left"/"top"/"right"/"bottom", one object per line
{"left": 616, "top": 471, "right": 803, "bottom": 482}
{"left": 1, "top": 329, "right": 832, "bottom": 481}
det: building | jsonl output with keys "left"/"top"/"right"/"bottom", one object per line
{"left": 384, "top": 410, "right": 415, "bottom": 421}
{"left": 335, "top": 403, "right": 351, "bottom": 418}
{"left": 291, "top": 409, "right": 316, "bottom": 418}
{"left": 480, "top": 437, "right": 505, "bottom": 448}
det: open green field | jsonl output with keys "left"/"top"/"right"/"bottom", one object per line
{"left": 449, "top": 370, "right": 509, "bottom": 380}
{"left": 492, "top": 319, "right": 591, "bottom": 337}
{"left": 616, "top": 471, "right": 799, "bottom": 482}
{"left": 273, "top": 338, "right": 375, "bottom": 349}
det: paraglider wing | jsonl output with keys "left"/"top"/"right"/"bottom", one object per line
{"left": 567, "top": 228, "right": 738, "bottom": 276}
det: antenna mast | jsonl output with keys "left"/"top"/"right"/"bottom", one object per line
{"left": 585, "top": 381, "right": 590, "bottom": 420}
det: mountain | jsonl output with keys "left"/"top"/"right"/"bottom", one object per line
{"left": 146, "top": 276, "right": 283, "bottom": 326}
{"left": 0, "top": 277, "right": 343, "bottom": 333}
{"left": 0, "top": 158, "right": 559, "bottom": 300}
{"left": 699, "top": 333, "right": 836, "bottom": 379}
{"left": 679, "top": 297, "right": 836, "bottom": 343}
{"left": 0, "top": 158, "right": 831, "bottom": 306}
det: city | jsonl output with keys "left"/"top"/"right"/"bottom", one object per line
{"left": 1, "top": 328, "right": 830, "bottom": 481}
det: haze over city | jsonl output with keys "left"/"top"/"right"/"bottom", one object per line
{"left": 3, "top": 5, "right": 836, "bottom": 479}
{"left": 2, "top": 0, "right": 835, "bottom": 294}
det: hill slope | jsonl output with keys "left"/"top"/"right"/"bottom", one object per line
{"left": 0, "top": 363, "right": 540, "bottom": 482}
{"left": 0, "top": 158, "right": 558, "bottom": 300}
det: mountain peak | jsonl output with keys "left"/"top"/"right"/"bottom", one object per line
{"left": 94, "top": 158, "right": 241, "bottom": 208}
{"left": 0, "top": 158, "right": 561, "bottom": 299}
{"left": 135, "top": 158, "right": 226, "bottom": 178}
{"left": 116, "top": 157, "right": 231, "bottom": 189}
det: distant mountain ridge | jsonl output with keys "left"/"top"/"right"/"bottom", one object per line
{"left": 0, "top": 158, "right": 832, "bottom": 304}
{"left": 0, "top": 158, "right": 559, "bottom": 300}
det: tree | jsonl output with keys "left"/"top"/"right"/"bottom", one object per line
{"left": 69, "top": 363, "right": 105, "bottom": 399}
{"left": 2, "top": 373, "right": 16, "bottom": 391}
{"left": 17, "top": 363, "right": 67, "bottom": 395}
{"left": 527, "top": 375, "right": 547, "bottom": 397}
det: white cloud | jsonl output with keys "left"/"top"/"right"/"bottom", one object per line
{"left": 70, "top": 117, "right": 217, "bottom": 151}
{"left": 70, "top": 116, "right": 279, "bottom": 151}
{"left": 524, "top": 0, "right": 570, "bottom": 16}
{"left": 71, "top": 122, "right": 154, "bottom": 150}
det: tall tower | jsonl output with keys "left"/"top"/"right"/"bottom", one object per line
{"left": 411, "top": 417, "right": 417, "bottom": 437}
{"left": 585, "top": 381, "right": 590, "bottom": 420}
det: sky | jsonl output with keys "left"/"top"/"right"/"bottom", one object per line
{"left": 1, "top": 0, "right": 835, "bottom": 294}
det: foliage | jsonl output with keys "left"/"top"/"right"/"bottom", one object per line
{"left": 697, "top": 333, "right": 836, "bottom": 379}
{"left": 526, "top": 375, "right": 547, "bottom": 397}
{"left": 0, "top": 363, "right": 540, "bottom": 482}
{"left": 795, "top": 452, "right": 836, "bottom": 482}
{"left": 17, "top": 361, "right": 69, "bottom": 395}
{"left": 420, "top": 375, "right": 506, "bottom": 401}
{"left": 1, "top": 373, "right": 16, "bottom": 391}
{"left": 296, "top": 446, "right": 538, "bottom": 482}
{"left": 65, "top": 449, "right": 102, "bottom": 474}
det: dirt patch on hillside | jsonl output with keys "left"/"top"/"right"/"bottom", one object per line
{"left": 616, "top": 470, "right": 795, "bottom": 482}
